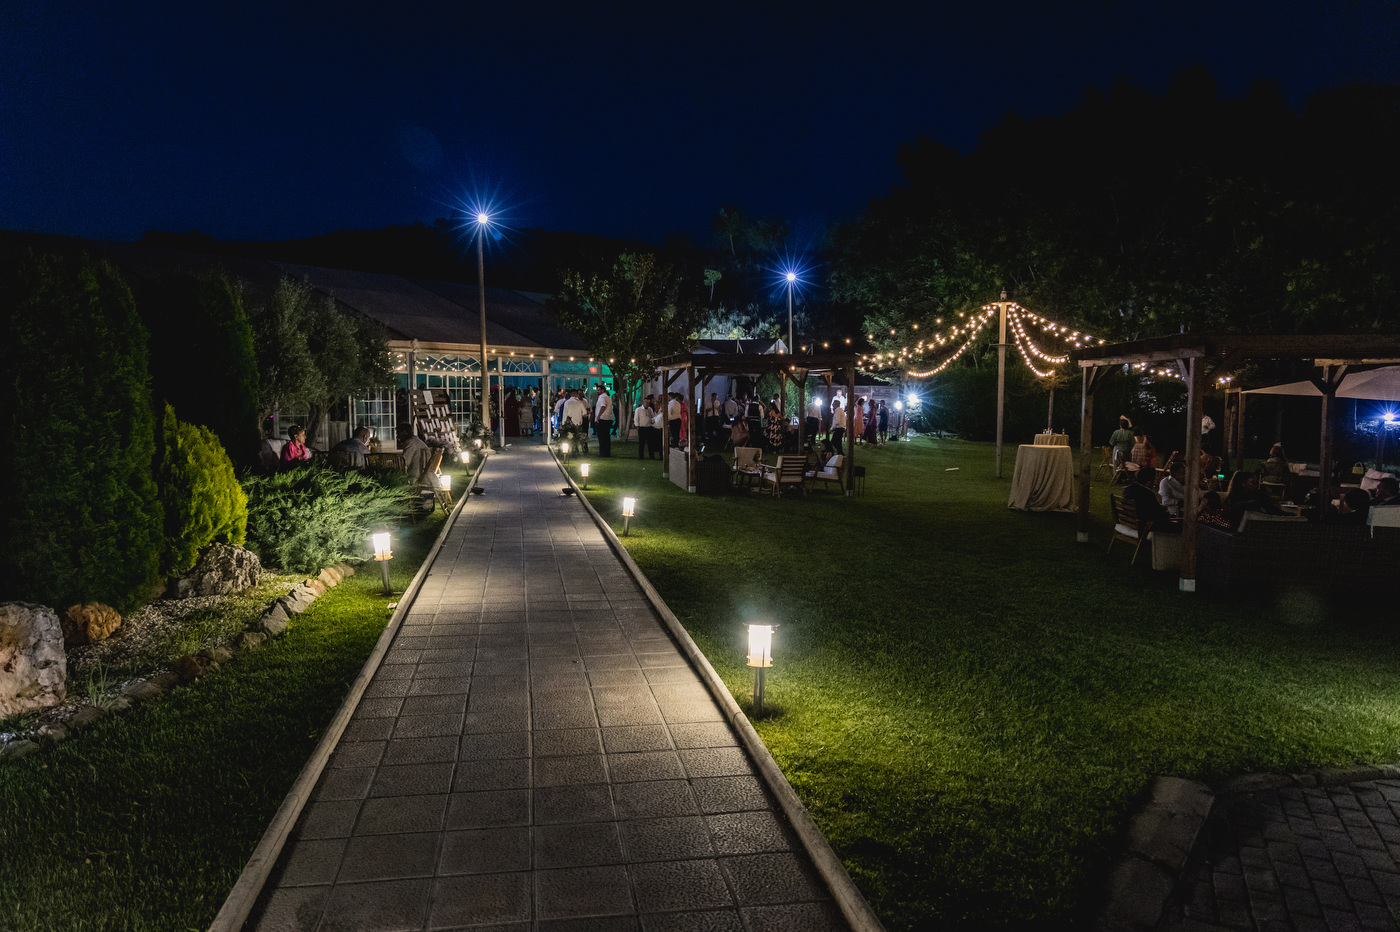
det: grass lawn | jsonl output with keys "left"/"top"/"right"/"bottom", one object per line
{"left": 578, "top": 437, "right": 1400, "bottom": 930}
{"left": 0, "top": 499, "right": 453, "bottom": 931}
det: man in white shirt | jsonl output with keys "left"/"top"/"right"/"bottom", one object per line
{"left": 1158, "top": 460, "right": 1186, "bottom": 518}
{"left": 667, "top": 393, "right": 682, "bottom": 448}
{"left": 634, "top": 395, "right": 654, "bottom": 459}
{"left": 594, "top": 384, "right": 614, "bottom": 457}
{"left": 560, "top": 389, "right": 589, "bottom": 437}
{"left": 724, "top": 394, "right": 740, "bottom": 422}
{"left": 830, "top": 399, "right": 847, "bottom": 455}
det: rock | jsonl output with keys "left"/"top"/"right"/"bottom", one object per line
{"left": 337, "top": 563, "right": 356, "bottom": 578}
{"left": 173, "top": 653, "right": 214, "bottom": 682}
{"left": 105, "top": 696, "right": 132, "bottom": 712}
{"left": 0, "top": 739, "right": 40, "bottom": 761}
{"left": 36, "top": 723, "right": 68, "bottom": 743}
{"left": 0, "top": 602, "right": 67, "bottom": 717}
{"left": 61, "top": 603, "right": 122, "bottom": 646}
{"left": 198, "top": 647, "right": 233, "bottom": 665}
{"left": 168, "top": 543, "right": 262, "bottom": 599}
{"left": 236, "top": 631, "right": 266, "bottom": 651}
{"left": 318, "top": 567, "right": 341, "bottom": 587}
{"left": 303, "top": 579, "right": 327, "bottom": 596}
{"left": 149, "top": 671, "right": 182, "bottom": 690}
{"left": 123, "top": 681, "right": 164, "bottom": 702}
{"left": 261, "top": 602, "right": 288, "bottom": 627}
{"left": 280, "top": 588, "right": 316, "bottom": 614}
{"left": 65, "top": 706, "right": 104, "bottom": 731}
{"left": 258, "top": 616, "right": 288, "bottom": 638}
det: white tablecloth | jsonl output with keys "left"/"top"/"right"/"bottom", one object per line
{"left": 1008, "top": 444, "right": 1074, "bottom": 512}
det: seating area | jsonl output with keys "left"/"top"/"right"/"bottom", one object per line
{"left": 1197, "top": 514, "right": 1400, "bottom": 589}
{"left": 712, "top": 447, "right": 852, "bottom": 497}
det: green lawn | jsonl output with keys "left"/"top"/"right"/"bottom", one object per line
{"left": 0, "top": 504, "right": 450, "bottom": 932}
{"left": 578, "top": 437, "right": 1400, "bottom": 931}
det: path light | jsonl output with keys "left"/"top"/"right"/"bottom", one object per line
{"left": 560, "top": 441, "right": 570, "bottom": 462}
{"left": 747, "top": 624, "right": 776, "bottom": 716}
{"left": 459, "top": 450, "right": 470, "bottom": 465}
{"left": 621, "top": 496, "right": 636, "bottom": 536}
{"left": 580, "top": 462, "right": 590, "bottom": 490}
{"left": 372, "top": 532, "right": 393, "bottom": 595}
{"left": 437, "top": 473, "right": 452, "bottom": 493}
{"left": 473, "top": 437, "right": 483, "bottom": 450}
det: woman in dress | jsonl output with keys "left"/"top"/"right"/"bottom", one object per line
{"left": 863, "top": 398, "right": 878, "bottom": 445}
{"left": 678, "top": 395, "right": 690, "bottom": 448}
{"left": 765, "top": 402, "right": 785, "bottom": 452}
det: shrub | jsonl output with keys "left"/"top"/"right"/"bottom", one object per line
{"left": 241, "top": 464, "right": 413, "bottom": 573}
{"left": 0, "top": 251, "right": 163, "bottom": 612}
{"left": 159, "top": 405, "right": 249, "bottom": 576}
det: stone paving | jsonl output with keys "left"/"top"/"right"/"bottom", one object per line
{"left": 247, "top": 443, "right": 847, "bottom": 932}
{"left": 1163, "top": 775, "right": 1400, "bottom": 932}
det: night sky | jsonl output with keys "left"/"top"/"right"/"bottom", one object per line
{"left": 4, "top": 1, "right": 1398, "bottom": 247}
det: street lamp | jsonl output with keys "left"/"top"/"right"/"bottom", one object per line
{"left": 785, "top": 271, "right": 797, "bottom": 355}
{"left": 475, "top": 213, "right": 491, "bottom": 448}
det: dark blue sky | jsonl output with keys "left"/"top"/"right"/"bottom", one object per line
{"left": 4, "top": 1, "right": 1398, "bottom": 246}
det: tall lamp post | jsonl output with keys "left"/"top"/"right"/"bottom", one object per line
{"left": 475, "top": 213, "right": 491, "bottom": 443}
{"left": 785, "top": 271, "right": 797, "bottom": 354}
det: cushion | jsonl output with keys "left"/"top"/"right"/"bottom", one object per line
{"left": 1114, "top": 524, "right": 1140, "bottom": 539}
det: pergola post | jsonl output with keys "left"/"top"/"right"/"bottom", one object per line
{"left": 542, "top": 358, "right": 552, "bottom": 444}
{"left": 687, "top": 364, "right": 698, "bottom": 493}
{"left": 1181, "top": 356, "right": 1206, "bottom": 592}
{"left": 1076, "top": 365, "right": 1098, "bottom": 543}
{"left": 845, "top": 365, "right": 857, "bottom": 496}
{"left": 1315, "top": 365, "right": 1348, "bottom": 504}
{"left": 661, "top": 369, "right": 677, "bottom": 479}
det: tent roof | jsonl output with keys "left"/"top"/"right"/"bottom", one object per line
{"left": 1244, "top": 365, "right": 1400, "bottom": 402}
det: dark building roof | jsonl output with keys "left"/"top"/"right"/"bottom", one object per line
{"left": 4, "top": 232, "right": 587, "bottom": 353}
{"left": 693, "top": 338, "right": 785, "bottom": 354}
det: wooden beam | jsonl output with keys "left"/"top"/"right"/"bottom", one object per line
{"left": 845, "top": 365, "right": 857, "bottom": 496}
{"left": 660, "top": 369, "right": 677, "bottom": 479}
{"left": 1077, "top": 365, "right": 1096, "bottom": 543}
{"left": 1316, "top": 365, "right": 1347, "bottom": 503}
{"left": 1180, "top": 356, "right": 1206, "bottom": 592}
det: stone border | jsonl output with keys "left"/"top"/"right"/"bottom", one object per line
{"left": 555, "top": 451, "right": 887, "bottom": 932}
{"left": 1096, "top": 764, "right": 1400, "bottom": 931}
{"left": 208, "top": 459, "right": 485, "bottom": 932}
{"left": 0, "top": 564, "right": 359, "bottom": 765}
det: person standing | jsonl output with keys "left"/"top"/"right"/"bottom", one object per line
{"left": 1109, "top": 416, "right": 1135, "bottom": 468}
{"left": 724, "top": 393, "right": 740, "bottom": 426}
{"left": 594, "top": 384, "right": 614, "bottom": 457}
{"left": 830, "top": 398, "right": 847, "bottom": 455}
{"left": 806, "top": 395, "right": 823, "bottom": 447}
{"left": 877, "top": 400, "right": 889, "bottom": 444}
{"left": 634, "top": 395, "right": 653, "bottom": 459}
{"left": 704, "top": 392, "right": 723, "bottom": 444}
{"left": 561, "top": 389, "right": 589, "bottom": 438}
{"left": 667, "top": 392, "right": 682, "bottom": 448}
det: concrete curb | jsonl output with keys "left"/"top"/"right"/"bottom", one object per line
{"left": 208, "top": 460, "right": 485, "bottom": 932}
{"left": 554, "top": 450, "right": 886, "bottom": 932}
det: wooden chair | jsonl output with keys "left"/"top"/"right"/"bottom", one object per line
{"left": 761, "top": 455, "right": 809, "bottom": 497}
{"left": 805, "top": 454, "right": 845, "bottom": 491}
{"left": 1096, "top": 446, "right": 1115, "bottom": 481}
{"left": 732, "top": 446, "right": 764, "bottom": 489}
{"left": 1108, "top": 493, "right": 1153, "bottom": 565}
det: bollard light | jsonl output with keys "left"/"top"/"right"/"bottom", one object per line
{"left": 580, "top": 462, "right": 590, "bottom": 489}
{"left": 621, "top": 496, "right": 636, "bottom": 536}
{"left": 747, "top": 624, "right": 776, "bottom": 716}
{"left": 459, "top": 450, "right": 470, "bottom": 465}
{"left": 437, "top": 473, "right": 452, "bottom": 491}
{"left": 561, "top": 441, "right": 570, "bottom": 456}
{"left": 371, "top": 532, "right": 393, "bottom": 595}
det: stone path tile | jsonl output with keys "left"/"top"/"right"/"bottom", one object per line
{"left": 247, "top": 443, "right": 846, "bottom": 931}
{"left": 1164, "top": 777, "right": 1400, "bottom": 931}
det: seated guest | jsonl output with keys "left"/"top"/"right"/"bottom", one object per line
{"left": 1223, "top": 471, "right": 1284, "bottom": 530}
{"left": 1259, "top": 444, "right": 1293, "bottom": 484}
{"left": 1158, "top": 460, "right": 1187, "bottom": 518}
{"left": 1123, "top": 466, "right": 1179, "bottom": 532}
{"left": 280, "top": 424, "right": 311, "bottom": 467}
{"left": 1197, "top": 491, "right": 1231, "bottom": 529}
{"left": 332, "top": 426, "right": 372, "bottom": 467}
{"left": 397, "top": 423, "right": 432, "bottom": 486}
{"left": 1372, "top": 476, "right": 1400, "bottom": 507}
{"left": 1322, "top": 488, "right": 1372, "bottom": 526}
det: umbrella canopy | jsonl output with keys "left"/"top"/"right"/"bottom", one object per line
{"left": 1243, "top": 366, "right": 1400, "bottom": 402}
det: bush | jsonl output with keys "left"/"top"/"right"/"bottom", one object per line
{"left": 241, "top": 463, "right": 413, "bottom": 573}
{"left": 0, "top": 251, "right": 163, "bottom": 612}
{"left": 159, "top": 405, "right": 249, "bottom": 576}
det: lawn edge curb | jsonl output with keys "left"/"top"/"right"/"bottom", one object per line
{"left": 208, "top": 460, "right": 485, "bottom": 932}
{"left": 556, "top": 449, "right": 886, "bottom": 932}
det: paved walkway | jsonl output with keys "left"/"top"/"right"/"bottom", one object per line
{"left": 248, "top": 443, "right": 847, "bottom": 931}
{"left": 1164, "top": 774, "right": 1400, "bottom": 932}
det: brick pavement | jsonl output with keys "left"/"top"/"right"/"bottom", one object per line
{"left": 246, "top": 443, "right": 847, "bottom": 932}
{"left": 1163, "top": 776, "right": 1400, "bottom": 932}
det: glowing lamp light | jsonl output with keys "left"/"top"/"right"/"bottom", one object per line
{"left": 786, "top": 271, "right": 797, "bottom": 283}
{"left": 437, "top": 474, "right": 452, "bottom": 491}
{"left": 621, "top": 496, "right": 636, "bottom": 536}
{"left": 459, "top": 451, "right": 470, "bottom": 464}
{"left": 1384, "top": 411, "right": 1399, "bottom": 427}
{"left": 473, "top": 437, "right": 483, "bottom": 449}
{"left": 747, "top": 625, "right": 774, "bottom": 668}
{"left": 371, "top": 532, "right": 393, "bottom": 595}
{"left": 895, "top": 401, "right": 904, "bottom": 411}
{"left": 560, "top": 441, "right": 570, "bottom": 456}
{"left": 476, "top": 212, "right": 490, "bottom": 225}
{"left": 747, "top": 623, "right": 776, "bottom": 716}
{"left": 580, "top": 462, "right": 590, "bottom": 489}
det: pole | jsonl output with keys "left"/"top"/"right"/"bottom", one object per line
{"left": 995, "top": 290, "right": 1008, "bottom": 478}
{"left": 477, "top": 229, "right": 489, "bottom": 438}
{"left": 753, "top": 668, "right": 765, "bottom": 716}
{"left": 787, "top": 283, "right": 794, "bottom": 356}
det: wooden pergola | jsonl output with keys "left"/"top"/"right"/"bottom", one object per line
{"left": 653, "top": 351, "right": 861, "bottom": 494}
{"left": 1074, "top": 333, "right": 1400, "bottom": 591}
